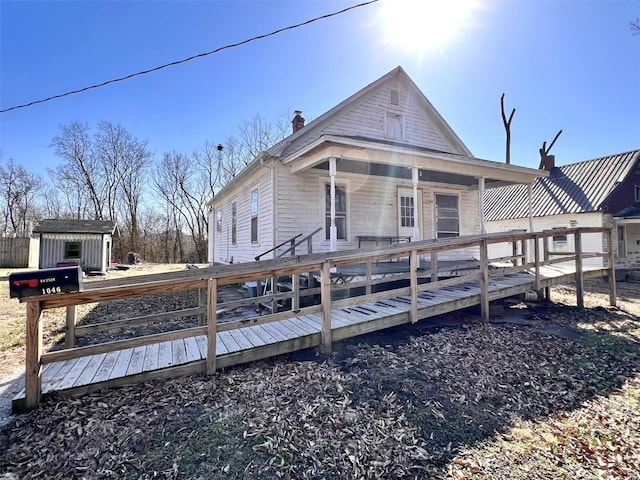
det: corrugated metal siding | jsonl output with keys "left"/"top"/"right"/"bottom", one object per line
{"left": 38, "top": 233, "right": 107, "bottom": 272}
{"left": 486, "top": 212, "right": 606, "bottom": 268}
{"left": 484, "top": 150, "right": 640, "bottom": 221}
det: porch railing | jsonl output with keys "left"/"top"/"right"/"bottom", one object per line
{"left": 18, "top": 227, "right": 616, "bottom": 410}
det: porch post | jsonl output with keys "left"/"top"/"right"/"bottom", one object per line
{"left": 527, "top": 182, "right": 534, "bottom": 232}
{"left": 329, "top": 157, "right": 337, "bottom": 252}
{"left": 527, "top": 182, "right": 534, "bottom": 264}
{"left": 412, "top": 167, "right": 420, "bottom": 242}
{"left": 478, "top": 176, "right": 486, "bottom": 235}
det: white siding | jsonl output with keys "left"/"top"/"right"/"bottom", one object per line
{"left": 486, "top": 212, "right": 606, "bottom": 268}
{"left": 287, "top": 83, "right": 458, "bottom": 157}
{"left": 209, "top": 168, "right": 273, "bottom": 264}
{"left": 275, "top": 165, "right": 481, "bottom": 260}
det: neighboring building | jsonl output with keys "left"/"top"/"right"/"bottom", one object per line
{"left": 208, "top": 66, "right": 546, "bottom": 264}
{"left": 484, "top": 149, "right": 640, "bottom": 268}
{"left": 33, "top": 219, "right": 119, "bottom": 274}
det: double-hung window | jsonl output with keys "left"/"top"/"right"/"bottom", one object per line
{"left": 215, "top": 209, "right": 222, "bottom": 233}
{"left": 325, "top": 184, "right": 347, "bottom": 240}
{"left": 231, "top": 202, "right": 237, "bottom": 245}
{"left": 250, "top": 189, "right": 258, "bottom": 243}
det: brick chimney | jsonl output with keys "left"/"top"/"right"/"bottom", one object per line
{"left": 540, "top": 154, "right": 555, "bottom": 170}
{"left": 292, "top": 110, "right": 305, "bottom": 133}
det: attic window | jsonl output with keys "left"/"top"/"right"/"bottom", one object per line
{"left": 385, "top": 112, "right": 404, "bottom": 140}
{"left": 390, "top": 89, "right": 399, "bottom": 106}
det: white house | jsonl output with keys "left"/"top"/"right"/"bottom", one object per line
{"left": 484, "top": 149, "right": 640, "bottom": 268}
{"left": 208, "top": 67, "right": 546, "bottom": 265}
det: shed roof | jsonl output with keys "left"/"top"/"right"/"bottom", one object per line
{"left": 33, "top": 219, "right": 119, "bottom": 235}
{"left": 484, "top": 149, "right": 640, "bottom": 221}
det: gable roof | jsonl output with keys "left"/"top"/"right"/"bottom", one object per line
{"left": 209, "top": 66, "right": 548, "bottom": 205}
{"left": 33, "top": 219, "right": 119, "bottom": 235}
{"left": 484, "top": 149, "right": 640, "bottom": 221}
{"left": 267, "top": 66, "right": 473, "bottom": 160}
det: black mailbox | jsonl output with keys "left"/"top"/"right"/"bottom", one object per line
{"left": 9, "top": 266, "right": 83, "bottom": 299}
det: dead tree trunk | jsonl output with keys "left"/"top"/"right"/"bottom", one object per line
{"left": 501, "top": 93, "right": 516, "bottom": 164}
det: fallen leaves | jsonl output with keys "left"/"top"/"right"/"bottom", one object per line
{"left": 0, "top": 281, "right": 639, "bottom": 479}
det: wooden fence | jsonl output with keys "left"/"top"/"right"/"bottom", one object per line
{"left": 0, "top": 237, "right": 38, "bottom": 268}
{"left": 19, "top": 227, "right": 616, "bottom": 410}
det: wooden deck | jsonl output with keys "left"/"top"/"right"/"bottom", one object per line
{"left": 13, "top": 262, "right": 608, "bottom": 410}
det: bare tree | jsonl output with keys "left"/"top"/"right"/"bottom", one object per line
{"left": 0, "top": 159, "right": 43, "bottom": 235}
{"left": 501, "top": 93, "right": 516, "bottom": 164}
{"left": 50, "top": 122, "right": 104, "bottom": 220}
{"left": 153, "top": 152, "right": 209, "bottom": 262}
{"left": 93, "top": 121, "right": 153, "bottom": 253}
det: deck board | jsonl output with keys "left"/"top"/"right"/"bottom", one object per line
{"left": 108, "top": 348, "right": 134, "bottom": 380}
{"left": 172, "top": 340, "right": 188, "bottom": 365}
{"left": 157, "top": 341, "right": 173, "bottom": 368}
{"left": 184, "top": 336, "right": 202, "bottom": 362}
{"left": 126, "top": 346, "right": 146, "bottom": 376}
{"left": 16, "top": 266, "right": 609, "bottom": 408}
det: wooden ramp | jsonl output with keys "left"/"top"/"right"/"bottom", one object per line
{"left": 13, "top": 265, "right": 606, "bottom": 409}
{"left": 13, "top": 228, "right": 618, "bottom": 411}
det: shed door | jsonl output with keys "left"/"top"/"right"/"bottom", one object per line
{"left": 397, "top": 187, "right": 422, "bottom": 240}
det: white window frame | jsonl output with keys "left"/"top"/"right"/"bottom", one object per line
{"left": 215, "top": 209, "right": 222, "bottom": 233}
{"left": 250, "top": 188, "right": 259, "bottom": 244}
{"left": 434, "top": 192, "right": 460, "bottom": 239}
{"left": 385, "top": 111, "right": 404, "bottom": 140}
{"left": 320, "top": 178, "right": 350, "bottom": 243}
{"left": 231, "top": 202, "right": 237, "bottom": 246}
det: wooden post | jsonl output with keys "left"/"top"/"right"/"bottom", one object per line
{"left": 605, "top": 228, "right": 617, "bottom": 307}
{"left": 206, "top": 278, "right": 218, "bottom": 375}
{"left": 574, "top": 231, "right": 584, "bottom": 308}
{"left": 533, "top": 233, "right": 541, "bottom": 292}
{"left": 65, "top": 305, "right": 76, "bottom": 349}
{"left": 543, "top": 233, "right": 551, "bottom": 300}
{"left": 479, "top": 239, "right": 489, "bottom": 322}
{"left": 521, "top": 238, "right": 528, "bottom": 266}
{"left": 271, "top": 275, "right": 278, "bottom": 313}
{"left": 410, "top": 250, "right": 418, "bottom": 323}
{"left": 198, "top": 287, "right": 207, "bottom": 326}
{"left": 25, "top": 301, "right": 43, "bottom": 410}
{"left": 292, "top": 273, "right": 300, "bottom": 311}
{"left": 365, "top": 260, "right": 372, "bottom": 296}
{"left": 320, "top": 261, "right": 332, "bottom": 354}
{"left": 512, "top": 240, "right": 519, "bottom": 267}
{"left": 431, "top": 251, "right": 438, "bottom": 282}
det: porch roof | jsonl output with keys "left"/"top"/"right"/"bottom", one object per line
{"left": 282, "top": 135, "right": 547, "bottom": 188}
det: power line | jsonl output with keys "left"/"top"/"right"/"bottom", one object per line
{"left": 1, "top": 0, "right": 379, "bottom": 114}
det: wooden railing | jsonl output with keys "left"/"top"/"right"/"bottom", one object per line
{"left": 19, "top": 227, "right": 616, "bottom": 410}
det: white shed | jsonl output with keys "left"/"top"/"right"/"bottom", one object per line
{"left": 33, "top": 219, "right": 119, "bottom": 274}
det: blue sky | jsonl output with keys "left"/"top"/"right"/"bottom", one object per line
{"left": 1, "top": 0, "right": 639, "bottom": 175}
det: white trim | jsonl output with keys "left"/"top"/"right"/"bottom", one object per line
{"left": 433, "top": 190, "right": 460, "bottom": 239}
{"left": 318, "top": 176, "right": 351, "bottom": 247}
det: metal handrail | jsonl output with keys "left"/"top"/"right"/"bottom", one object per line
{"left": 277, "top": 227, "right": 323, "bottom": 258}
{"left": 254, "top": 233, "right": 303, "bottom": 261}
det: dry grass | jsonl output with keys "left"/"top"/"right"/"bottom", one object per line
{"left": 0, "top": 269, "right": 639, "bottom": 479}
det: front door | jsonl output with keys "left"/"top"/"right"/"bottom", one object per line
{"left": 397, "top": 187, "right": 422, "bottom": 241}
{"left": 617, "top": 225, "right": 626, "bottom": 258}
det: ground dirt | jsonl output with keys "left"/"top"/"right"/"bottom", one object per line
{"left": 0, "top": 267, "right": 639, "bottom": 479}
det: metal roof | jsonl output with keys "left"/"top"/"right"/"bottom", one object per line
{"left": 33, "top": 219, "right": 119, "bottom": 235}
{"left": 484, "top": 149, "right": 640, "bottom": 221}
